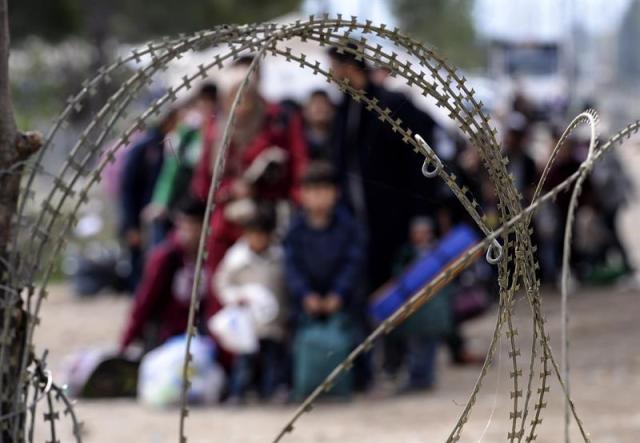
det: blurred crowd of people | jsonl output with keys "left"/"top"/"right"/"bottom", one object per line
{"left": 108, "top": 46, "right": 634, "bottom": 405}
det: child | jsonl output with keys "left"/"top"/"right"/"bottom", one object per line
{"left": 284, "top": 161, "right": 365, "bottom": 399}
{"left": 392, "top": 217, "right": 436, "bottom": 275}
{"left": 389, "top": 217, "right": 440, "bottom": 392}
{"left": 119, "top": 196, "right": 208, "bottom": 354}
{"left": 382, "top": 217, "right": 435, "bottom": 378}
{"left": 213, "top": 204, "right": 287, "bottom": 403}
{"left": 284, "top": 161, "right": 365, "bottom": 321}
{"left": 302, "top": 89, "right": 335, "bottom": 160}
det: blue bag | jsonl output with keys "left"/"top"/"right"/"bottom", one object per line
{"left": 370, "top": 224, "right": 478, "bottom": 323}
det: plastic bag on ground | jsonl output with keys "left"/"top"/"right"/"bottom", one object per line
{"left": 137, "top": 335, "right": 225, "bottom": 407}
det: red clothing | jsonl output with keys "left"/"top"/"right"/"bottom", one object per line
{"left": 192, "top": 103, "right": 307, "bottom": 206}
{"left": 191, "top": 103, "right": 308, "bottom": 317}
{"left": 120, "top": 233, "right": 209, "bottom": 350}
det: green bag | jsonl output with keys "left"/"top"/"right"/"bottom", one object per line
{"left": 393, "top": 286, "right": 453, "bottom": 339}
{"left": 292, "top": 314, "right": 353, "bottom": 401}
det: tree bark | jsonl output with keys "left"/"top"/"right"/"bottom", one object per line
{"left": 0, "top": 0, "right": 42, "bottom": 440}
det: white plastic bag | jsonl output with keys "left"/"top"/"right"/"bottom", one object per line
{"left": 241, "top": 283, "right": 279, "bottom": 327}
{"left": 208, "top": 305, "right": 259, "bottom": 354}
{"left": 138, "top": 335, "right": 225, "bottom": 407}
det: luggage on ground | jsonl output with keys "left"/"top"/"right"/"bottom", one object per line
{"left": 292, "top": 313, "right": 353, "bottom": 401}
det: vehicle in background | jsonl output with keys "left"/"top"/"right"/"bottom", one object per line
{"left": 488, "top": 40, "right": 569, "bottom": 121}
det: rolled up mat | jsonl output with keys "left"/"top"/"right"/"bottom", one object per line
{"left": 370, "top": 224, "right": 479, "bottom": 323}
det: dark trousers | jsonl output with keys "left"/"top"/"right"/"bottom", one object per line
{"left": 407, "top": 337, "right": 438, "bottom": 388}
{"left": 603, "top": 210, "right": 633, "bottom": 271}
{"left": 228, "top": 339, "right": 286, "bottom": 399}
{"left": 127, "top": 245, "right": 143, "bottom": 293}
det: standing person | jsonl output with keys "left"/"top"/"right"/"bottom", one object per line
{"left": 191, "top": 66, "right": 308, "bottom": 319}
{"left": 538, "top": 129, "right": 579, "bottom": 283}
{"left": 383, "top": 217, "right": 436, "bottom": 382}
{"left": 393, "top": 217, "right": 442, "bottom": 391}
{"left": 503, "top": 112, "right": 537, "bottom": 204}
{"left": 302, "top": 89, "right": 335, "bottom": 160}
{"left": 119, "top": 197, "right": 208, "bottom": 353}
{"left": 146, "top": 82, "right": 218, "bottom": 244}
{"left": 590, "top": 148, "right": 635, "bottom": 277}
{"left": 434, "top": 200, "right": 486, "bottom": 366}
{"left": 327, "top": 44, "right": 439, "bottom": 292}
{"left": 284, "top": 162, "right": 365, "bottom": 322}
{"left": 213, "top": 204, "right": 288, "bottom": 404}
{"left": 119, "top": 109, "right": 179, "bottom": 291}
{"left": 283, "top": 161, "right": 366, "bottom": 400}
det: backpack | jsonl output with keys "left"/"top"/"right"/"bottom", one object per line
{"left": 292, "top": 313, "right": 353, "bottom": 401}
{"left": 62, "top": 349, "right": 139, "bottom": 398}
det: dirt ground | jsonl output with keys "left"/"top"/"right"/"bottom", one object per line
{"left": 33, "top": 283, "right": 640, "bottom": 443}
{"left": 31, "top": 136, "right": 640, "bottom": 442}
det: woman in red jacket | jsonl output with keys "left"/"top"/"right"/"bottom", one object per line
{"left": 191, "top": 77, "right": 308, "bottom": 319}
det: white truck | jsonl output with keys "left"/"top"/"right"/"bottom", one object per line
{"left": 488, "top": 40, "right": 569, "bottom": 120}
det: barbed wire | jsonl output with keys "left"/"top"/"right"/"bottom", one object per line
{"left": 4, "top": 26, "right": 290, "bottom": 433}
{"left": 4, "top": 20, "right": 330, "bottom": 441}
{"left": 0, "top": 350, "right": 82, "bottom": 443}
{"left": 262, "top": 41, "right": 535, "bottom": 443}
{"left": 3, "top": 14, "right": 639, "bottom": 443}
{"left": 177, "top": 36, "right": 277, "bottom": 442}
{"left": 272, "top": 119, "right": 640, "bottom": 443}
{"left": 559, "top": 109, "right": 599, "bottom": 442}
{"left": 0, "top": 16, "right": 552, "bottom": 440}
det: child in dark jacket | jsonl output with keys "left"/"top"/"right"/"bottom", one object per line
{"left": 284, "top": 161, "right": 366, "bottom": 399}
{"left": 119, "top": 197, "right": 208, "bottom": 353}
{"left": 284, "top": 161, "right": 365, "bottom": 321}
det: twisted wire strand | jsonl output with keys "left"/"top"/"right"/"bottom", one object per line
{"left": 11, "top": 24, "right": 324, "bottom": 441}
{"left": 270, "top": 118, "right": 640, "bottom": 442}
{"left": 9, "top": 26, "right": 302, "bottom": 429}
{"left": 10, "top": 54, "right": 179, "bottom": 429}
{"left": 13, "top": 24, "right": 295, "bottom": 306}
{"left": 0, "top": 352, "right": 80, "bottom": 443}
{"left": 560, "top": 109, "right": 600, "bottom": 443}
{"left": 262, "top": 42, "right": 527, "bottom": 443}
{"left": 517, "top": 111, "right": 598, "bottom": 442}
{"left": 8, "top": 19, "right": 506, "bottom": 440}
{"left": 4, "top": 26, "right": 280, "bottom": 439}
{"left": 4, "top": 38, "right": 193, "bottom": 423}
{"left": 177, "top": 38, "right": 274, "bottom": 442}
{"left": 4, "top": 15, "right": 639, "bottom": 442}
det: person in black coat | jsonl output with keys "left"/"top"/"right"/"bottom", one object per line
{"left": 503, "top": 112, "right": 538, "bottom": 204}
{"left": 327, "top": 45, "right": 441, "bottom": 291}
{"left": 119, "top": 109, "right": 179, "bottom": 291}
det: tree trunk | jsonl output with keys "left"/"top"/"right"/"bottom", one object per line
{"left": 0, "top": 0, "right": 42, "bottom": 440}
